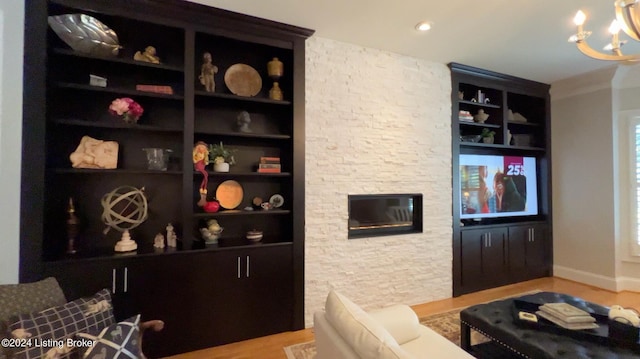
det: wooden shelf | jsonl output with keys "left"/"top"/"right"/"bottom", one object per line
{"left": 458, "top": 121, "right": 501, "bottom": 128}
{"left": 193, "top": 130, "right": 291, "bottom": 140}
{"left": 458, "top": 100, "right": 500, "bottom": 109}
{"left": 50, "top": 48, "right": 185, "bottom": 72}
{"left": 55, "top": 82, "right": 184, "bottom": 100}
{"left": 50, "top": 118, "right": 183, "bottom": 133}
{"left": 195, "top": 90, "right": 291, "bottom": 105}
{"left": 193, "top": 209, "right": 291, "bottom": 217}
{"left": 52, "top": 168, "right": 183, "bottom": 175}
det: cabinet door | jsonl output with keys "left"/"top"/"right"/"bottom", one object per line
{"left": 43, "top": 259, "right": 134, "bottom": 320}
{"left": 508, "top": 223, "right": 548, "bottom": 281}
{"left": 125, "top": 254, "right": 205, "bottom": 358}
{"left": 525, "top": 224, "right": 548, "bottom": 278}
{"left": 460, "top": 227, "right": 508, "bottom": 292}
{"left": 204, "top": 245, "right": 294, "bottom": 346}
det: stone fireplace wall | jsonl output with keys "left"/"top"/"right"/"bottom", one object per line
{"left": 304, "top": 36, "right": 452, "bottom": 326}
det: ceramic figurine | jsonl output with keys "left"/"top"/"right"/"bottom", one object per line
{"left": 134, "top": 46, "right": 160, "bottom": 64}
{"left": 166, "top": 223, "right": 177, "bottom": 248}
{"left": 269, "top": 82, "right": 283, "bottom": 100}
{"left": 199, "top": 52, "right": 218, "bottom": 92}
{"left": 236, "top": 111, "right": 252, "bottom": 133}
{"left": 193, "top": 141, "right": 210, "bottom": 207}
{"left": 153, "top": 233, "right": 165, "bottom": 248}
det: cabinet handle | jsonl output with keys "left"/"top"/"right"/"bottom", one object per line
{"left": 112, "top": 268, "right": 116, "bottom": 294}
{"left": 237, "top": 257, "right": 241, "bottom": 279}
{"left": 531, "top": 228, "right": 535, "bottom": 242}
{"left": 246, "top": 255, "right": 250, "bottom": 278}
{"left": 124, "top": 267, "right": 128, "bottom": 293}
{"left": 488, "top": 233, "right": 492, "bottom": 247}
{"left": 483, "top": 233, "right": 487, "bottom": 247}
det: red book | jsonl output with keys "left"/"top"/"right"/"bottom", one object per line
{"left": 257, "top": 168, "right": 282, "bottom": 173}
{"left": 136, "top": 84, "right": 174, "bottom": 94}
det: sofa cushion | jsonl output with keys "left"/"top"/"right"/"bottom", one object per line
{"left": 369, "top": 304, "right": 421, "bottom": 345}
{"left": 77, "top": 314, "right": 141, "bottom": 358}
{"left": 8, "top": 289, "right": 115, "bottom": 359}
{"left": 0, "top": 277, "right": 67, "bottom": 324}
{"left": 324, "top": 290, "right": 411, "bottom": 359}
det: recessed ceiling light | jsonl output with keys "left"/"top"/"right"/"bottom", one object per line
{"left": 415, "top": 21, "right": 432, "bottom": 32}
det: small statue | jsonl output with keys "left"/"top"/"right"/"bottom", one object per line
{"left": 199, "top": 52, "right": 218, "bottom": 92}
{"left": 166, "top": 223, "right": 177, "bottom": 248}
{"left": 200, "top": 219, "right": 223, "bottom": 244}
{"left": 193, "top": 141, "right": 210, "bottom": 207}
{"left": 69, "top": 135, "right": 119, "bottom": 169}
{"left": 236, "top": 111, "right": 252, "bottom": 133}
{"left": 134, "top": 46, "right": 160, "bottom": 64}
{"left": 153, "top": 233, "right": 165, "bottom": 248}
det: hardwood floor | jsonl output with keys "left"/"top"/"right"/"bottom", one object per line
{"left": 165, "top": 277, "right": 639, "bottom": 359}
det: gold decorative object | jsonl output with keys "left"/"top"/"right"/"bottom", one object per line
{"left": 134, "top": 46, "right": 161, "bottom": 64}
{"left": 569, "top": 3, "right": 640, "bottom": 62}
{"left": 269, "top": 82, "right": 283, "bottom": 100}
{"left": 199, "top": 52, "right": 218, "bottom": 92}
{"left": 69, "top": 135, "right": 119, "bottom": 169}
{"left": 224, "top": 64, "right": 262, "bottom": 97}
{"left": 216, "top": 180, "right": 244, "bottom": 209}
{"left": 100, "top": 186, "right": 148, "bottom": 252}
{"left": 267, "top": 57, "right": 283, "bottom": 80}
{"left": 48, "top": 14, "right": 122, "bottom": 57}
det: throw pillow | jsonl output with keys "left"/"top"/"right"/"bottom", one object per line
{"left": 0, "top": 277, "right": 67, "bottom": 323}
{"left": 324, "top": 290, "right": 405, "bottom": 359}
{"left": 8, "top": 289, "right": 115, "bottom": 359}
{"left": 77, "top": 314, "right": 141, "bottom": 359}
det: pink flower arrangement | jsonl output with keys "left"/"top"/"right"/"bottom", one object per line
{"left": 109, "top": 97, "right": 144, "bottom": 123}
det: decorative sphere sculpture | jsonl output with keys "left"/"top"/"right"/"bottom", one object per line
{"left": 101, "top": 186, "right": 148, "bottom": 251}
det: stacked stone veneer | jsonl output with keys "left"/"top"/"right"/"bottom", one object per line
{"left": 304, "top": 37, "right": 452, "bottom": 327}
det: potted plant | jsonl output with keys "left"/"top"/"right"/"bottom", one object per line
{"left": 480, "top": 128, "right": 496, "bottom": 144}
{"left": 208, "top": 141, "right": 236, "bottom": 172}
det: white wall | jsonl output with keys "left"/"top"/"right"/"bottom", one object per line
{"left": 551, "top": 66, "right": 640, "bottom": 291}
{"left": 0, "top": 0, "right": 24, "bottom": 284}
{"left": 304, "top": 37, "right": 452, "bottom": 326}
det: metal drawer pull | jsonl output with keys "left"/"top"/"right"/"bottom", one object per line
{"left": 112, "top": 268, "right": 116, "bottom": 294}
{"left": 246, "top": 256, "right": 250, "bottom": 278}
{"left": 124, "top": 267, "right": 128, "bottom": 293}
{"left": 237, "top": 257, "right": 241, "bottom": 279}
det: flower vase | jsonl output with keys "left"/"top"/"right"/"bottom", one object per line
{"left": 214, "top": 162, "right": 230, "bottom": 172}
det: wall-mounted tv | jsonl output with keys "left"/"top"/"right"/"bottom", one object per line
{"left": 459, "top": 154, "right": 538, "bottom": 219}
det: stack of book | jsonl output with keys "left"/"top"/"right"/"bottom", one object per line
{"left": 258, "top": 157, "right": 281, "bottom": 173}
{"left": 536, "top": 303, "right": 599, "bottom": 330}
{"left": 136, "top": 84, "right": 174, "bottom": 95}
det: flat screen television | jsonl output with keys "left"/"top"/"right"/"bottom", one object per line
{"left": 459, "top": 154, "right": 538, "bottom": 219}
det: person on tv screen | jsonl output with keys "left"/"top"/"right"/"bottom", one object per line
{"left": 492, "top": 172, "right": 526, "bottom": 212}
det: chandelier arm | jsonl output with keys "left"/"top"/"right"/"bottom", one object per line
{"left": 575, "top": 39, "right": 640, "bottom": 62}
{"left": 616, "top": 2, "right": 640, "bottom": 41}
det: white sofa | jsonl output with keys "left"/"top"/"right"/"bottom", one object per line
{"left": 313, "top": 290, "right": 475, "bottom": 359}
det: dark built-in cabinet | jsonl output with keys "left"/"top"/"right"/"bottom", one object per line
{"left": 450, "top": 63, "right": 552, "bottom": 297}
{"left": 23, "top": 0, "right": 313, "bottom": 356}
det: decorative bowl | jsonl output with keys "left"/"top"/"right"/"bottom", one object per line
{"left": 246, "top": 230, "right": 263, "bottom": 242}
{"left": 460, "top": 135, "right": 482, "bottom": 143}
{"left": 48, "top": 14, "right": 122, "bottom": 57}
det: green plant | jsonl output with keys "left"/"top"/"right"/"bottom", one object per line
{"left": 208, "top": 141, "right": 236, "bottom": 165}
{"left": 480, "top": 128, "right": 496, "bottom": 138}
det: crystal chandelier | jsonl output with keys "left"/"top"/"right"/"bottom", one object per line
{"left": 569, "top": 1, "right": 640, "bottom": 62}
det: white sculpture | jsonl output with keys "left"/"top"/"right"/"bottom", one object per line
{"left": 153, "top": 233, "right": 165, "bottom": 248}
{"left": 70, "top": 135, "right": 119, "bottom": 169}
{"left": 166, "top": 223, "right": 177, "bottom": 248}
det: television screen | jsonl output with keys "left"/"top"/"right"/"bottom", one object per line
{"left": 459, "top": 154, "right": 538, "bottom": 219}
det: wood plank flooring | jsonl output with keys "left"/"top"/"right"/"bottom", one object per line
{"left": 164, "top": 277, "right": 639, "bottom": 359}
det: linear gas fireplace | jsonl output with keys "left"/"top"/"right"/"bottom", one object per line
{"left": 348, "top": 194, "right": 423, "bottom": 239}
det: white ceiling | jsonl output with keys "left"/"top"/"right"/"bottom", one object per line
{"left": 186, "top": 0, "right": 640, "bottom": 84}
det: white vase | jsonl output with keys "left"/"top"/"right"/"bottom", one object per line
{"left": 214, "top": 162, "right": 229, "bottom": 172}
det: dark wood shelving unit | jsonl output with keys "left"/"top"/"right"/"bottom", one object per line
{"left": 23, "top": 0, "right": 313, "bottom": 356}
{"left": 450, "top": 63, "right": 552, "bottom": 297}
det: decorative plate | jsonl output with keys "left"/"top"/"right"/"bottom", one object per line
{"left": 269, "top": 194, "right": 284, "bottom": 208}
{"left": 216, "top": 180, "right": 244, "bottom": 209}
{"left": 224, "top": 64, "right": 262, "bottom": 97}
{"left": 48, "top": 14, "right": 122, "bottom": 57}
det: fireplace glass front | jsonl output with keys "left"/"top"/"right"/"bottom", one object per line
{"left": 348, "top": 194, "right": 422, "bottom": 239}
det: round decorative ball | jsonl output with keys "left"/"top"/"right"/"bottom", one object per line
{"left": 101, "top": 186, "right": 148, "bottom": 232}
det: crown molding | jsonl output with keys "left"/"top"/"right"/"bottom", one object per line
{"left": 550, "top": 65, "right": 617, "bottom": 101}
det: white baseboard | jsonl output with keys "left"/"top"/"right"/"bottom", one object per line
{"left": 553, "top": 265, "right": 640, "bottom": 292}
